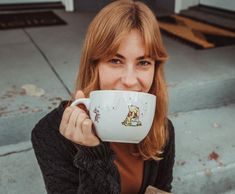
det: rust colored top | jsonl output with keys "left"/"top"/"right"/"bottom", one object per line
{"left": 110, "top": 142, "right": 144, "bottom": 194}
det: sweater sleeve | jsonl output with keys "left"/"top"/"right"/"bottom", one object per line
{"left": 31, "top": 117, "right": 120, "bottom": 194}
{"left": 155, "top": 119, "right": 175, "bottom": 192}
{"left": 73, "top": 143, "right": 121, "bottom": 194}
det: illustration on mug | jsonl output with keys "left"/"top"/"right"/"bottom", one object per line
{"left": 93, "top": 107, "right": 100, "bottom": 123}
{"left": 122, "top": 105, "right": 142, "bottom": 127}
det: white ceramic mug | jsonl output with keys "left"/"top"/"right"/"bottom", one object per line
{"left": 70, "top": 90, "right": 156, "bottom": 143}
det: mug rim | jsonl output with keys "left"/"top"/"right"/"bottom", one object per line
{"left": 90, "top": 90, "right": 156, "bottom": 98}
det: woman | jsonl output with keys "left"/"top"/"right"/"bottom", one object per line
{"left": 31, "top": 1, "right": 175, "bottom": 193}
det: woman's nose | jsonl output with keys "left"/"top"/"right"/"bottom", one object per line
{"left": 121, "top": 67, "right": 138, "bottom": 88}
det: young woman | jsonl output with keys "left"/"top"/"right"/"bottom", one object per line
{"left": 31, "top": 1, "right": 175, "bottom": 194}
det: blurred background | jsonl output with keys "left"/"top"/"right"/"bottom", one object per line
{"left": 0, "top": 0, "right": 235, "bottom": 193}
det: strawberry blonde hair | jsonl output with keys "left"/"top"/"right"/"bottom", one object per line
{"left": 73, "top": 0, "right": 169, "bottom": 160}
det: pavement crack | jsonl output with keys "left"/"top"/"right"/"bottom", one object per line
{"left": 0, "top": 147, "right": 32, "bottom": 157}
{"left": 23, "top": 28, "right": 72, "bottom": 96}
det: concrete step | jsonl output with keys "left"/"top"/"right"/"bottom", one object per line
{"left": 168, "top": 76, "right": 235, "bottom": 114}
{"left": 0, "top": 104, "right": 234, "bottom": 194}
{"left": 163, "top": 36, "right": 235, "bottom": 114}
{"left": 180, "top": 5, "right": 235, "bottom": 31}
{"left": 170, "top": 103, "right": 235, "bottom": 194}
{"left": 0, "top": 39, "right": 69, "bottom": 147}
{"left": 0, "top": 111, "right": 52, "bottom": 147}
{"left": 0, "top": 141, "right": 46, "bottom": 194}
{"left": 222, "top": 191, "right": 235, "bottom": 194}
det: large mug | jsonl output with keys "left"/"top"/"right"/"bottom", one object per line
{"left": 70, "top": 90, "right": 156, "bottom": 143}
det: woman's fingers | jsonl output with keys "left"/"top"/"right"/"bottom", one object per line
{"left": 81, "top": 119, "right": 100, "bottom": 146}
{"left": 59, "top": 106, "right": 76, "bottom": 134}
{"left": 82, "top": 119, "right": 93, "bottom": 136}
{"left": 68, "top": 107, "right": 83, "bottom": 129}
{"left": 75, "top": 112, "right": 89, "bottom": 130}
{"left": 64, "top": 108, "right": 79, "bottom": 138}
{"left": 71, "top": 112, "right": 89, "bottom": 142}
{"left": 59, "top": 97, "right": 100, "bottom": 146}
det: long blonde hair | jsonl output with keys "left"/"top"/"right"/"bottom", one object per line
{"left": 74, "top": 0, "right": 169, "bottom": 160}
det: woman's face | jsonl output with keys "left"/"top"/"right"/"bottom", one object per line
{"left": 98, "top": 29, "right": 155, "bottom": 93}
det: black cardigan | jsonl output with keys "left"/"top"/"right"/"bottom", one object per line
{"left": 31, "top": 101, "right": 175, "bottom": 194}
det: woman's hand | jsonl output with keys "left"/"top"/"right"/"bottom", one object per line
{"left": 59, "top": 90, "right": 100, "bottom": 147}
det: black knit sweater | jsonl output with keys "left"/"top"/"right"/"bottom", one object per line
{"left": 31, "top": 101, "right": 175, "bottom": 194}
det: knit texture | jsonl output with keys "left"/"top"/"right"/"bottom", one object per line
{"left": 31, "top": 101, "right": 175, "bottom": 194}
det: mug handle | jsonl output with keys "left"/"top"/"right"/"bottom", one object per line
{"left": 70, "top": 98, "right": 90, "bottom": 111}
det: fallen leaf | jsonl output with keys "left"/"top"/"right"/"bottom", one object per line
{"left": 212, "top": 122, "right": 220, "bottom": 128}
{"left": 205, "top": 168, "right": 212, "bottom": 176}
{"left": 176, "top": 160, "right": 186, "bottom": 166}
{"left": 21, "top": 84, "right": 45, "bottom": 97}
{"left": 209, "top": 151, "right": 219, "bottom": 161}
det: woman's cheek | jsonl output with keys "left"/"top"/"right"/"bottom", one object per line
{"left": 140, "top": 72, "right": 154, "bottom": 92}
{"left": 99, "top": 72, "right": 119, "bottom": 90}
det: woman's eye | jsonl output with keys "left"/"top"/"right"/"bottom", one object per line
{"left": 138, "top": 61, "right": 151, "bottom": 66}
{"left": 109, "top": 58, "right": 121, "bottom": 64}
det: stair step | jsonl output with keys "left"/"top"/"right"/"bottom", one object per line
{"left": 0, "top": 142, "right": 46, "bottom": 194}
{"left": 164, "top": 37, "right": 235, "bottom": 114}
{"left": 191, "top": 5, "right": 235, "bottom": 20}
{"left": 180, "top": 5, "right": 235, "bottom": 31}
{"left": 170, "top": 104, "right": 235, "bottom": 193}
{"left": 0, "top": 111, "right": 48, "bottom": 147}
{"left": 168, "top": 77, "right": 235, "bottom": 114}
{"left": 0, "top": 2, "right": 64, "bottom": 12}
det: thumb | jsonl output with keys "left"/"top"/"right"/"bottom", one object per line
{"left": 75, "top": 90, "right": 85, "bottom": 99}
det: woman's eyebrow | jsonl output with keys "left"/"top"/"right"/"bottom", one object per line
{"left": 115, "top": 53, "right": 151, "bottom": 60}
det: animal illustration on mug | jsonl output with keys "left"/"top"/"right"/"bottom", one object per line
{"left": 93, "top": 108, "right": 100, "bottom": 123}
{"left": 122, "top": 105, "right": 142, "bottom": 127}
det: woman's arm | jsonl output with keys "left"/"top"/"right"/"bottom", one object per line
{"left": 74, "top": 143, "right": 120, "bottom": 194}
{"left": 31, "top": 122, "right": 120, "bottom": 194}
